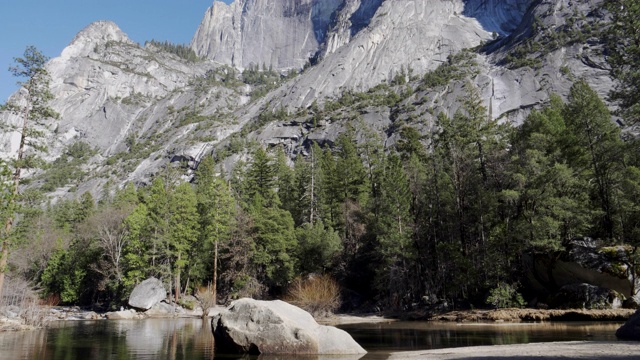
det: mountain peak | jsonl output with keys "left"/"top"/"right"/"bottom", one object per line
{"left": 61, "top": 21, "right": 133, "bottom": 59}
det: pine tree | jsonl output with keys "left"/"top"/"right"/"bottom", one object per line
{"left": 0, "top": 46, "right": 59, "bottom": 298}
{"left": 123, "top": 203, "right": 150, "bottom": 286}
{"left": 249, "top": 201, "right": 297, "bottom": 290}
{"left": 144, "top": 178, "right": 171, "bottom": 283}
{"left": 295, "top": 220, "right": 341, "bottom": 274}
{"left": 168, "top": 182, "right": 199, "bottom": 303}
{"left": 375, "top": 153, "right": 415, "bottom": 304}
{"left": 195, "top": 157, "right": 236, "bottom": 305}
{"left": 607, "top": 0, "right": 640, "bottom": 124}
{"left": 246, "top": 148, "right": 277, "bottom": 206}
{"left": 563, "top": 80, "right": 624, "bottom": 239}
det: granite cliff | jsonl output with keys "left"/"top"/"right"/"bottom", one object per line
{"left": 0, "top": 0, "right": 614, "bottom": 199}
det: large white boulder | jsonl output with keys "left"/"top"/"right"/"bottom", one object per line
{"left": 128, "top": 277, "right": 166, "bottom": 310}
{"left": 212, "top": 298, "right": 366, "bottom": 355}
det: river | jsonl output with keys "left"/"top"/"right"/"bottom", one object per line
{"left": 0, "top": 318, "right": 623, "bottom": 359}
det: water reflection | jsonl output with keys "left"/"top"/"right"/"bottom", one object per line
{"left": 0, "top": 318, "right": 216, "bottom": 360}
{"left": 338, "top": 321, "right": 622, "bottom": 359}
{"left": 0, "top": 320, "right": 624, "bottom": 360}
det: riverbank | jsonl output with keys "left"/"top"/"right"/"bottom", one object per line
{"left": 388, "top": 341, "right": 639, "bottom": 359}
{"left": 1, "top": 305, "right": 636, "bottom": 332}
{"left": 427, "top": 308, "right": 636, "bottom": 322}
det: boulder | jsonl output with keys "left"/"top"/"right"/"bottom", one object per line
{"left": 105, "top": 309, "right": 136, "bottom": 320}
{"left": 128, "top": 277, "right": 166, "bottom": 310}
{"left": 212, "top": 298, "right": 366, "bottom": 355}
{"left": 616, "top": 310, "right": 640, "bottom": 340}
{"left": 524, "top": 238, "right": 640, "bottom": 306}
{"left": 549, "top": 283, "right": 623, "bottom": 310}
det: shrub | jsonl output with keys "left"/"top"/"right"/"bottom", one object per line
{"left": 196, "top": 285, "right": 216, "bottom": 310}
{"left": 486, "top": 283, "right": 526, "bottom": 309}
{"left": 0, "top": 276, "right": 48, "bottom": 328}
{"left": 285, "top": 274, "right": 340, "bottom": 317}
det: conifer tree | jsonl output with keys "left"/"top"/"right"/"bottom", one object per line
{"left": 0, "top": 46, "right": 59, "bottom": 298}
{"left": 607, "top": 0, "right": 640, "bottom": 124}
{"left": 246, "top": 148, "right": 277, "bottom": 205}
{"left": 168, "top": 182, "right": 199, "bottom": 302}
{"left": 195, "top": 157, "right": 235, "bottom": 304}
{"left": 563, "top": 80, "right": 624, "bottom": 239}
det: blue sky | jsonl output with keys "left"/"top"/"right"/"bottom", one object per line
{"left": 0, "top": 0, "right": 234, "bottom": 102}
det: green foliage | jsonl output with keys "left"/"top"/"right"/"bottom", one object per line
{"left": 249, "top": 202, "right": 297, "bottom": 289}
{"left": 169, "top": 183, "right": 199, "bottom": 288}
{"left": 486, "top": 283, "right": 525, "bottom": 309}
{"left": 607, "top": 0, "right": 640, "bottom": 124}
{"left": 0, "top": 160, "right": 15, "bottom": 241}
{"left": 420, "top": 51, "right": 478, "bottom": 90}
{"left": 242, "top": 63, "right": 287, "bottom": 99}
{"left": 503, "top": 8, "right": 602, "bottom": 69}
{"left": 246, "top": 148, "right": 277, "bottom": 205}
{"left": 295, "top": 221, "right": 342, "bottom": 274}
{"left": 563, "top": 80, "right": 623, "bottom": 239}
{"left": 39, "top": 141, "right": 97, "bottom": 192}
{"left": 1, "top": 46, "right": 59, "bottom": 299}
{"left": 145, "top": 39, "right": 200, "bottom": 62}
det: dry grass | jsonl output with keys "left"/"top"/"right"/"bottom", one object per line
{"left": 431, "top": 308, "right": 637, "bottom": 322}
{"left": 285, "top": 274, "right": 341, "bottom": 318}
{"left": 196, "top": 285, "right": 216, "bottom": 311}
{"left": 0, "top": 276, "right": 48, "bottom": 328}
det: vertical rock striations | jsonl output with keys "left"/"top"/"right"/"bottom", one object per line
{"left": 191, "top": 0, "right": 343, "bottom": 70}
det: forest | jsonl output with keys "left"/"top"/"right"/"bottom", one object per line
{"left": 1, "top": 0, "right": 640, "bottom": 313}
{"left": 2, "top": 78, "right": 639, "bottom": 312}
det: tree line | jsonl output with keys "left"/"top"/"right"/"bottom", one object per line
{"left": 3, "top": 78, "right": 638, "bottom": 310}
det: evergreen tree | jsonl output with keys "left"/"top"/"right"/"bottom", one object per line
{"left": 168, "top": 182, "right": 199, "bottom": 302}
{"left": 375, "top": 152, "right": 415, "bottom": 305}
{"left": 195, "top": 157, "right": 236, "bottom": 305}
{"left": 249, "top": 199, "right": 297, "bottom": 291}
{"left": 246, "top": 148, "right": 277, "bottom": 205}
{"left": 295, "top": 220, "right": 341, "bottom": 274}
{"left": 145, "top": 178, "right": 171, "bottom": 281}
{"left": 0, "top": 46, "right": 59, "bottom": 298}
{"left": 274, "top": 147, "right": 296, "bottom": 214}
{"left": 508, "top": 96, "right": 591, "bottom": 250}
{"left": 123, "top": 203, "right": 150, "bottom": 286}
{"left": 563, "top": 80, "right": 624, "bottom": 239}
{"left": 607, "top": 0, "right": 640, "bottom": 124}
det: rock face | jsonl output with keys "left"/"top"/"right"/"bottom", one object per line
{"left": 616, "top": 310, "right": 640, "bottom": 340}
{"left": 548, "top": 283, "right": 623, "bottom": 310}
{"left": 191, "top": 0, "right": 343, "bottom": 70}
{"left": 128, "top": 278, "right": 167, "bottom": 310}
{"left": 524, "top": 238, "right": 640, "bottom": 307}
{"left": 212, "top": 298, "right": 366, "bottom": 355}
{"left": 0, "top": 0, "right": 620, "bottom": 205}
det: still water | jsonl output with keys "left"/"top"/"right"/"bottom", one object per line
{"left": 0, "top": 318, "right": 623, "bottom": 360}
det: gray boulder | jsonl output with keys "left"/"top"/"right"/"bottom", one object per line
{"left": 212, "top": 298, "right": 366, "bottom": 355}
{"left": 105, "top": 309, "right": 136, "bottom": 320}
{"left": 548, "top": 283, "right": 623, "bottom": 310}
{"left": 128, "top": 277, "right": 166, "bottom": 310}
{"left": 616, "top": 310, "right": 640, "bottom": 340}
{"left": 524, "top": 238, "right": 640, "bottom": 306}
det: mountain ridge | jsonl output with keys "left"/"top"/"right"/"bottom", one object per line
{"left": 0, "top": 0, "right": 615, "bottom": 200}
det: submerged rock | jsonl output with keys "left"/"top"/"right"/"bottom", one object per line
{"left": 105, "top": 309, "right": 137, "bottom": 320}
{"left": 128, "top": 278, "right": 166, "bottom": 310}
{"left": 616, "top": 310, "right": 640, "bottom": 340}
{"left": 212, "top": 298, "right": 366, "bottom": 355}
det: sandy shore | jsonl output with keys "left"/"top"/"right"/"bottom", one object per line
{"left": 388, "top": 341, "right": 640, "bottom": 359}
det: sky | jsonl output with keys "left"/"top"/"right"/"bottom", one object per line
{"left": 0, "top": 0, "right": 234, "bottom": 102}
